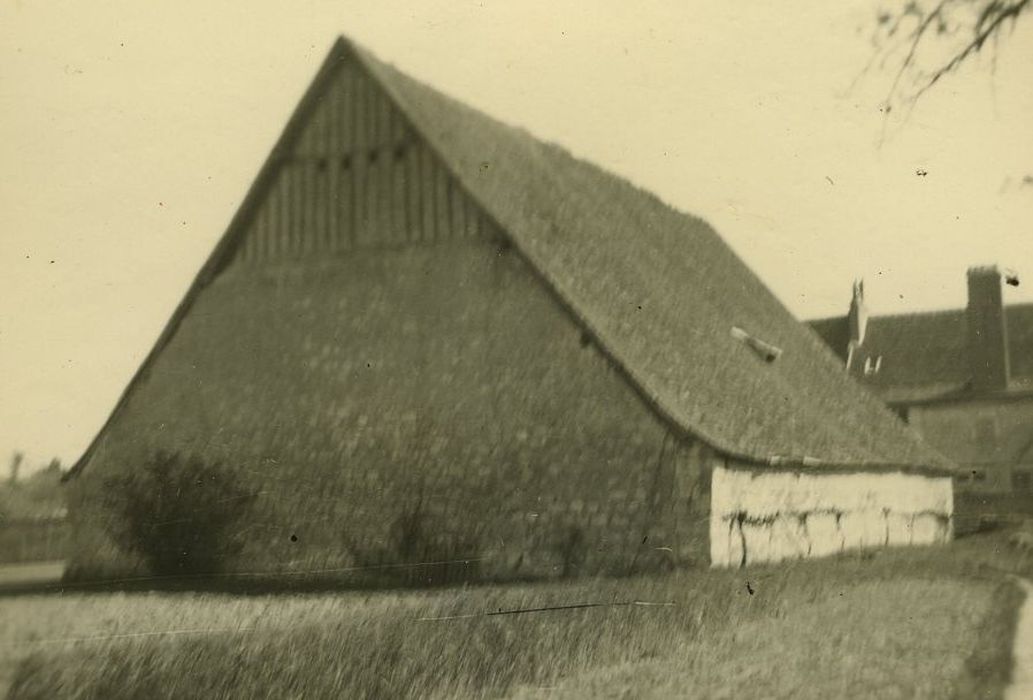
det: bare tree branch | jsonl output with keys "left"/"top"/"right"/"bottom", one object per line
{"left": 872, "top": 0, "right": 1030, "bottom": 110}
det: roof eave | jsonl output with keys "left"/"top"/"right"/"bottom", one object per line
{"left": 719, "top": 451, "right": 957, "bottom": 478}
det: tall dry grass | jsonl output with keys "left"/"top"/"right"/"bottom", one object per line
{"left": 2, "top": 536, "right": 1026, "bottom": 699}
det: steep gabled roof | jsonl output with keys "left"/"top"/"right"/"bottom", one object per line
{"left": 809, "top": 303, "right": 1033, "bottom": 403}
{"left": 68, "top": 37, "right": 952, "bottom": 479}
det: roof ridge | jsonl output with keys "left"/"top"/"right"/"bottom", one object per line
{"left": 810, "top": 300, "right": 1033, "bottom": 324}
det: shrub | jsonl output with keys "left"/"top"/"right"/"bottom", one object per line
{"left": 345, "top": 493, "right": 482, "bottom": 587}
{"left": 101, "top": 451, "right": 256, "bottom": 577}
{"left": 553, "top": 525, "right": 587, "bottom": 578}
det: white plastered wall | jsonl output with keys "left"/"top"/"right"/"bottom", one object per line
{"left": 710, "top": 465, "right": 953, "bottom": 568}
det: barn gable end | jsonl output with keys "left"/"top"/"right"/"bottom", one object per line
{"left": 65, "top": 48, "right": 713, "bottom": 582}
{"left": 65, "top": 38, "right": 955, "bottom": 581}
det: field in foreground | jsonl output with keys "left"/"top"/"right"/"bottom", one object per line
{"left": 1, "top": 534, "right": 1028, "bottom": 699}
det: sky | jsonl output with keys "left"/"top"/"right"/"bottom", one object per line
{"left": 1, "top": 0, "right": 1031, "bottom": 472}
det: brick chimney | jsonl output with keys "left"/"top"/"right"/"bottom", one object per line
{"left": 847, "top": 279, "right": 868, "bottom": 346}
{"left": 966, "top": 265, "right": 1010, "bottom": 392}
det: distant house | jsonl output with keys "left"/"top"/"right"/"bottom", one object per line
{"left": 0, "top": 463, "right": 69, "bottom": 565}
{"left": 809, "top": 267, "right": 1033, "bottom": 494}
{"left": 63, "top": 37, "right": 953, "bottom": 582}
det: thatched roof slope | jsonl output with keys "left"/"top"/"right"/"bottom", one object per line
{"left": 68, "top": 37, "right": 953, "bottom": 478}
{"left": 350, "top": 40, "right": 950, "bottom": 473}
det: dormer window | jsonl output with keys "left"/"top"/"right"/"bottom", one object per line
{"left": 893, "top": 405, "right": 910, "bottom": 424}
{"left": 863, "top": 356, "right": 882, "bottom": 376}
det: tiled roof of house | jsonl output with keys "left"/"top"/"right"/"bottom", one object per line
{"left": 809, "top": 303, "right": 1033, "bottom": 402}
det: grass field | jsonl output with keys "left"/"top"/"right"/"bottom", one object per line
{"left": 0, "top": 534, "right": 1027, "bottom": 699}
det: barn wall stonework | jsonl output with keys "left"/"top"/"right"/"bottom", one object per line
{"left": 709, "top": 465, "right": 953, "bottom": 567}
{"left": 66, "top": 234, "right": 712, "bottom": 583}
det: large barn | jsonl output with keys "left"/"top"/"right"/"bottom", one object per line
{"left": 64, "top": 37, "right": 954, "bottom": 582}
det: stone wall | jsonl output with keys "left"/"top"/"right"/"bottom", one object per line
{"left": 66, "top": 236, "right": 711, "bottom": 584}
{"left": 709, "top": 465, "right": 953, "bottom": 567}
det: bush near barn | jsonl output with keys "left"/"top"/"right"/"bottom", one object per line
{"left": 100, "top": 451, "right": 257, "bottom": 578}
